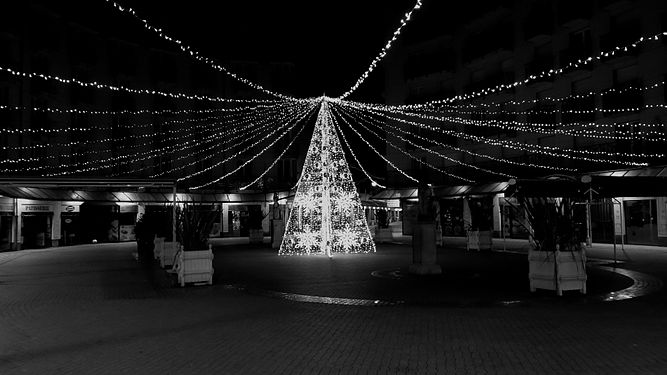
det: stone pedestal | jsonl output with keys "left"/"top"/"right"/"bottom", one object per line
{"left": 409, "top": 221, "right": 442, "bottom": 275}
{"left": 271, "top": 219, "right": 285, "bottom": 249}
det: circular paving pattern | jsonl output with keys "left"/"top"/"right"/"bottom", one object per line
{"left": 225, "top": 261, "right": 662, "bottom": 307}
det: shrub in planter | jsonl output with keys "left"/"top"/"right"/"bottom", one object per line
{"left": 175, "top": 202, "right": 219, "bottom": 251}
{"left": 519, "top": 196, "right": 587, "bottom": 295}
{"left": 172, "top": 202, "right": 219, "bottom": 287}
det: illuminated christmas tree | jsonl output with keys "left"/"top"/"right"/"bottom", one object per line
{"left": 279, "top": 99, "right": 376, "bottom": 256}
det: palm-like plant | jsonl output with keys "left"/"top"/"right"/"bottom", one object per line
{"left": 175, "top": 201, "right": 219, "bottom": 251}
{"left": 519, "top": 196, "right": 584, "bottom": 252}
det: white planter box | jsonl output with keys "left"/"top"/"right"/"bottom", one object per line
{"left": 174, "top": 246, "right": 214, "bottom": 287}
{"left": 160, "top": 241, "right": 180, "bottom": 268}
{"left": 528, "top": 248, "right": 587, "bottom": 296}
{"left": 153, "top": 237, "right": 165, "bottom": 260}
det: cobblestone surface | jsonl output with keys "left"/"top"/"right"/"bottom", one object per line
{"left": 1, "top": 241, "right": 667, "bottom": 374}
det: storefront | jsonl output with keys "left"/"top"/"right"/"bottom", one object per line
{"left": 224, "top": 204, "right": 263, "bottom": 237}
{"left": 621, "top": 197, "right": 667, "bottom": 246}
{"left": 60, "top": 203, "right": 81, "bottom": 246}
{"left": 20, "top": 203, "right": 54, "bottom": 249}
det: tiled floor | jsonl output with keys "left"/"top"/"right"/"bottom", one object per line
{"left": 1, "top": 239, "right": 667, "bottom": 374}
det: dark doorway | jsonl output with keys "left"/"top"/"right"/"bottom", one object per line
{"left": 21, "top": 213, "right": 51, "bottom": 249}
{"left": 79, "top": 202, "right": 119, "bottom": 243}
{"left": 624, "top": 199, "right": 658, "bottom": 245}
{"left": 1, "top": 213, "right": 13, "bottom": 251}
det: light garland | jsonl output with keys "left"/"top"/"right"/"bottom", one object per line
{"left": 280, "top": 99, "right": 375, "bottom": 256}
{"left": 403, "top": 104, "right": 666, "bottom": 116}
{"left": 399, "top": 31, "right": 667, "bottom": 107}
{"left": 337, "top": 0, "right": 423, "bottom": 99}
{"left": 333, "top": 104, "right": 476, "bottom": 183}
{"left": 406, "top": 113, "right": 667, "bottom": 141}
{"left": 396, "top": 81, "right": 667, "bottom": 111}
{"left": 0, "top": 103, "right": 293, "bottom": 153}
{"left": 0, "top": 106, "right": 281, "bottom": 171}
{"left": 368, "top": 106, "right": 652, "bottom": 166}
{"left": 188, "top": 103, "right": 318, "bottom": 188}
{"left": 360, "top": 101, "right": 667, "bottom": 141}
{"left": 150, "top": 103, "right": 311, "bottom": 178}
{"left": 0, "top": 102, "right": 287, "bottom": 117}
{"left": 40, "top": 104, "right": 299, "bottom": 176}
{"left": 110, "top": 105, "right": 295, "bottom": 177}
{"left": 239, "top": 110, "right": 316, "bottom": 190}
{"left": 328, "top": 107, "right": 387, "bottom": 189}
{"left": 104, "top": 0, "right": 294, "bottom": 100}
{"left": 327, "top": 102, "right": 419, "bottom": 183}
{"left": 108, "top": 103, "right": 310, "bottom": 177}
{"left": 0, "top": 64, "right": 289, "bottom": 104}
{"left": 340, "top": 102, "right": 577, "bottom": 173}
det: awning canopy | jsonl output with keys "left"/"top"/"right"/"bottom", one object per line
{"left": 0, "top": 178, "right": 291, "bottom": 203}
{"left": 506, "top": 165, "right": 667, "bottom": 198}
{"left": 371, "top": 188, "right": 417, "bottom": 200}
{"left": 371, "top": 181, "right": 510, "bottom": 200}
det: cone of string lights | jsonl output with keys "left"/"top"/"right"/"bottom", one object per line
{"left": 279, "top": 99, "right": 375, "bottom": 257}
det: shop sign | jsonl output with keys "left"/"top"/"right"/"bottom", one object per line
{"left": 23, "top": 204, "right": 52, "bottom": 212}
{"left": 0, "top": 204, "right": 13, "bottom": 212}
{"left": 387, "top": 199, "right": 400, "bottom": 208}
{"left": 64, "top": 205, "right": 77, "bottom": 212}
{"left": 119, "top": 205, "right": 138, "bottom": 213}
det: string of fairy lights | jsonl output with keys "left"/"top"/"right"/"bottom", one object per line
{"left": 332, "top": 103, "right": 477, "bottom": 183}
{"left": 337, "top": 101, "right": 578, "bottom": 172}
{"left": 59, "top": 105, "right": 296, "bottom": 176}
{"left": 1, "top": 0, "right": 665, "bottom": 203}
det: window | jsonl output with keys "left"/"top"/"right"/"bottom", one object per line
{"left": 561, "top": 28, "right": 592, "bottom": 63}
{"left": 600, "top": 15, "right": 641, "bottom": 54}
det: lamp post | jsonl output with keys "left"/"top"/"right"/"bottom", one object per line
{"left": 581, "top": 175, "right": 592, "bottom": 247}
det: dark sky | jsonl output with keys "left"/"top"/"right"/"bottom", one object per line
{"left": 29, "top": 0, "right": 427, "bottom": 100}
{"left": 19, "top": 0, "right": 512, "bottom": 100}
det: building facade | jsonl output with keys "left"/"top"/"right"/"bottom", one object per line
{"left": 382, "top": 0, "right": 667, "bottom": 246}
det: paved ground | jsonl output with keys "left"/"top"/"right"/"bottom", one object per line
{"left": 1, "top": 237, "right": 667, "bottom": 374}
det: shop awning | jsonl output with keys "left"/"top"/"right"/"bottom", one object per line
{"left": 0, "top": 178, "right": 291, "bottom": 203}
{"left": 588, "top": 166, "right": 667, "bottom": 197}
{"left": 371, "top": 188, "right": 417, "bottom": 200}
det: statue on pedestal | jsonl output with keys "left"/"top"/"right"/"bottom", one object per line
{"left": 272, "top": 193, "right": 282, "bottom": 220}
{"left": 417, "top": 179, "right": 433, "bottom": 221}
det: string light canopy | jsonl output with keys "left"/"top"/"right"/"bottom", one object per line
{"left": 280, "top": 98, "right": 375, "bottom": 257}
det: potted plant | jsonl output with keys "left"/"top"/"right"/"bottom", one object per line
{"left": 519, "top": 196, "right": 587, "bottom": 295}
{"left": 172, "top": 201, "right": 219, "bottom": 287}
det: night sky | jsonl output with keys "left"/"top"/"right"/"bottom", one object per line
{"left": 21, "top": 0, "right": 415, "bottom": 100}
{"left": 21, "top": 0, "right": 492, "bottom": 101}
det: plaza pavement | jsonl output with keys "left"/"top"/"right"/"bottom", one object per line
{"left": 1, "top": 235, "right": 667, "bottom": 374}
